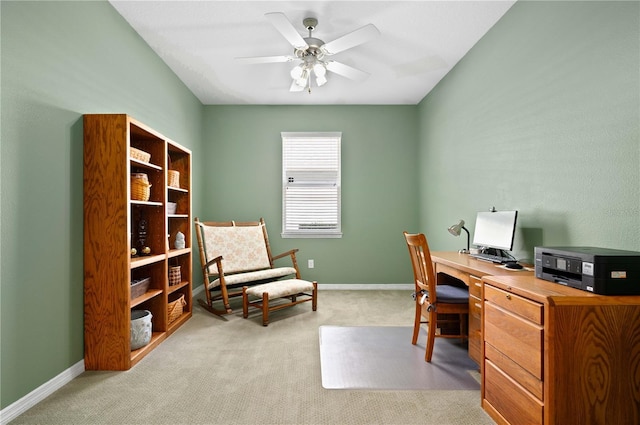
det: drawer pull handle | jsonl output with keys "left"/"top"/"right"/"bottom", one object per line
{"left": 474, "top": 302, "right": 482, "bottom": 309}
{"left": 474, "top": 282, "right": 482, "bottom": 288}
{"left": 505, "top": 294, "right": 511, "bottom": 300}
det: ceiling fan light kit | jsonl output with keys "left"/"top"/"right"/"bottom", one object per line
{"left": 290, "top": 56, "right": 328, "bottom": 92}
{"left": 237, "top": 12, "right": 380, "bottom": 94}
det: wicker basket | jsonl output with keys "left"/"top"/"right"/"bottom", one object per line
{"left": 169, "top": 266, "right": 181, "bottom": 286}
{"left": 167, "top": 170, "right": 180, "bottom": 188}
{"left": 131, "top": 173, "right": 151, "bottom": 201}
{"left": 130, "top": 146, "right": 151, "bottom": 163}
{"left": 167, "top": 294, "right": 186, "bottom": 324}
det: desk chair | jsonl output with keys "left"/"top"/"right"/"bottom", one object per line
{"left": 403, "top": 231, "right": 469, "bottom": 362}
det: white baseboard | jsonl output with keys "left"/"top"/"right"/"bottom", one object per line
{"left": 1, "top": 360, "right": 85, "bottom": 425}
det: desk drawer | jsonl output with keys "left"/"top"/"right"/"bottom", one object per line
{"left": 484, "top": 359, "right": 543, "bottom": 425}
{"left": 484, "top": 301, "right": 543, "bottom": 379}
{"left": 468, "top": 294, "right": 482, "bottom": 364}
{"left": 468, "top": 329, "right": 481, "bottom": 364}
{"left": 484, "top": 284, "right": 543, "bottom": 325}
{"left": 485, "top": 343, "right": 543, "bottom": 400}
{"left": 469, "top": 275, "right": 482, "bottom": 299}
{"left": 469, "top": 294, "right": 482, "bottom": 320}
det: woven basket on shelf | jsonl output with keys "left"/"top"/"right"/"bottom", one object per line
{"left": 168, "top": 266, "right": 181, "bottom": 286}
{"left": 130, "top": 147, "right": 151, "bottom": 163}
{"left": 167, "top": 155, "right": 180, "bottom": 188}
{"left": 131, "top": 173, "right": 151, "bottom": 201}
{"left": 167, "top": 294, "right": 186, "bottom": 324}
{"left": 167, "top": 170, "right": 180, "bottom": 188}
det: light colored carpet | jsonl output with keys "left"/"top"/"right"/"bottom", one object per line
{"left": 9, "top": 290, "right": 494, "bottom": 425}
{"left": 319, "top": 326, "right": 479, "bottom": 390}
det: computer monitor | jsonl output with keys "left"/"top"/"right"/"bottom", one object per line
{"left": 472, "top": 210, "right": 518, "bottom": 252}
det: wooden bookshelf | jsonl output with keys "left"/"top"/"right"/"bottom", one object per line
{"left": 83, "top": 114, "right": 192, "bottom": 370}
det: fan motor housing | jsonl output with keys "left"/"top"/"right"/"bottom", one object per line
{"left": 295, "top": 37, "right": 325, "bottom": 59}
{"left": 305, "top": 37, "right": 324, "bottom": 50}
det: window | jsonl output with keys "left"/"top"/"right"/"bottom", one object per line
{"left": 281, "top": 132, "right": 342, "bottom": 238}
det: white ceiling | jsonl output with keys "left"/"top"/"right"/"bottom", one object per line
{"left": 109, "top": 1, "right": 516, "bottom": 105}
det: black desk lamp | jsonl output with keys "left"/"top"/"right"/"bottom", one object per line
{"left": 448, "top": 219, "right": 470, "bottom": 254}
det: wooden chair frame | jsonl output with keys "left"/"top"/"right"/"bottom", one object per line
{"left": 404, "top": 231, "right": 469, "bottom": 362}
{"left": 195, "top": 217, "right": 301, "bottom": 315}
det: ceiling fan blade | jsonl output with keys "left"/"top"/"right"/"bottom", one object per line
{"left": 321, "top": 24, "right": 380, "bottom": 55}
{"left": 235, "top": 55, "right": 297, "bottom": 64}
{"left": 325, "top": 61, "right": 370, "bottom": 82}
{"left": 265, "top": 12, "right": 309, "bottom": 51}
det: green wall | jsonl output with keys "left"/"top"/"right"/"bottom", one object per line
{"left": 1, "top": 1, "right": 203, "bottom": 409}
{"left": 2, "top": 0, "right": 639, "bottom": 416}
{"left": 417, "top": 1, "right": 639, "bottom": 262}
{"left": 201, "top": 106, "right": 419, "bottom": 285}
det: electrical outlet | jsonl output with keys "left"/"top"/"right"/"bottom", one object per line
{"left": 308, "top": 259, "right": 314, "bottom": 269}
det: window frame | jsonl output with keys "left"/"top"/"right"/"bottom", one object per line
{"left": 281, "top": 131, "right": 342, "bottom": 239}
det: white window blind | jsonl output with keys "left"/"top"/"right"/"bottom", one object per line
{"left": 282, "top": 132, "right": 342, "bottom": 238}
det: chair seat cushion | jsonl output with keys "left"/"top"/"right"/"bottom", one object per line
{"left": 208, "top": 267, "right": 297, "bottom": 289}
{"left": 437, "top": 284, "right": 469, "bottom": 304}
{"left": 246, "top": 279, "right": 315, "bottom": 299}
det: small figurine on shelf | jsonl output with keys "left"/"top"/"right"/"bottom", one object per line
{"left": 136, "top": 214, "right": 151, "bottom": 256}
{"left": 174, "top": 231, "right": 185, "bottom": 249}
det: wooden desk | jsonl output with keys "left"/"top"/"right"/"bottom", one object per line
{"left": 431, "top": 252, "right": 640, "bottom": 424}
{"left": 430, "top": 252, "right": 533, "bottom": 364}
{"left": 481, "top": 274, "right": 640, "bottom": 425}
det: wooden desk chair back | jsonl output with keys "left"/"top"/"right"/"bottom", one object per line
{"left": 403, "top": 231, "right": 469, "bottom": 362}
{"left": 195, "top": 217, "right": 300, "bottom": 315}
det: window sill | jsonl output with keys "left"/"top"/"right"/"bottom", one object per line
{"left": 281, "top": 232, "right": 343, "bottom": 239}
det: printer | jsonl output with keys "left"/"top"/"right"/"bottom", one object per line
{"left": 535, "top": 246, "right": 640, "bottom": 295}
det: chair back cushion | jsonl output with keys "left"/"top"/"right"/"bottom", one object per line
{"left": 200, "top": 223, "right": 271, "bottom": 275}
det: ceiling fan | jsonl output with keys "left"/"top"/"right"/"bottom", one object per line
{"left": 236, "top": 13, "right": 380, "bottom": 93}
